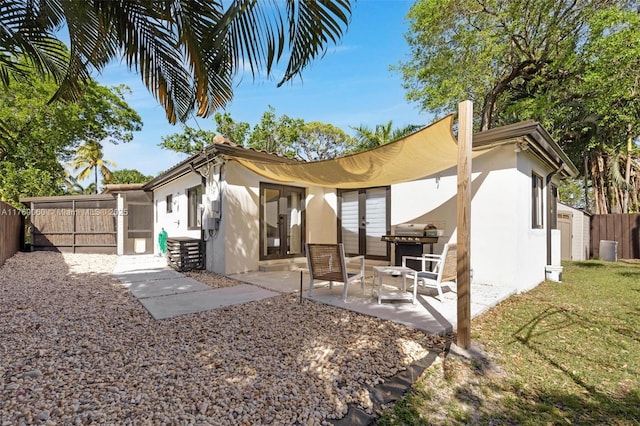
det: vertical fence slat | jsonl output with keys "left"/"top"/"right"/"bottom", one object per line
{"left": 621, "top": 214, "right": 631, "bottom": 259}
{"left": 590, "top": 215, "right": 600, "bottom": 258}
{"left": 629, "top": 214, "right": 640, "bottom": 259}
{"left": 0, "top": 201, "right": 23, "bottom": 267}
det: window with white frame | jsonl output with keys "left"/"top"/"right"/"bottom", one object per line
{"left": 187, "top": 185, "right": 202, "bottom": 229}
{"left": 532, "top": 173, "right": 544, "bottom": 229}
{"left": 166, "top": 194, "right": 173, "bottom": 213}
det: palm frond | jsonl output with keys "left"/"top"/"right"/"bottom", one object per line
{"left": 0, "top": 0, "right": 69, "bottom": 86}
{"left": 278, "top": 0, "right": 351, "bottom": 86}
{"left": 75, "top": 166, "right": 92, "bottom": 181}
{"left": 2, "top": 0, "right": 352, "bottom": 123}
{"left": 0, "top": 118, "right": 14, "bottom": 160}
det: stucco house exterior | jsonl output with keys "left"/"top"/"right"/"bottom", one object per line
{"left": 143, "top": 117, "right": 578, "bottom": 294}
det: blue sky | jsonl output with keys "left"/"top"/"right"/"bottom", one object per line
{"left": 95, "top": 0, "right": 434, "bottom": 179}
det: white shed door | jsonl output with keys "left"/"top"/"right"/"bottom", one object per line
{"left": 558, "top": 213, "right": 572, "bottom": 260}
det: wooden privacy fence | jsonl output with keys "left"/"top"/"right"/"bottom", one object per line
{"left": 590, "top": 214, "right": 640, "bottom": 259}
{"left": 22, "top": 195, "right": 118, "bottom": 254}
{"left": 0, "top": 201, "right": 24, "bottom": 267}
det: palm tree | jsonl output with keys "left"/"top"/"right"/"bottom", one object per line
{"left": 0, "top": 1, "right": 353, "bottom": 124}
{"left": 71, "top": 141, "right": 116, "bottom": 194}
{"left": 351, "top": 121, "right": 423, "bottom": 152}
{"left": 62, "top": 169, "right": 85, "bottom": 195}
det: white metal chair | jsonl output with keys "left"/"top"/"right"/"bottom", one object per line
{"left": 305, "top": 243, "right": 365, "bottom": 302}
{"left": 403, "top": 243, "right": 457, "bottom": 302}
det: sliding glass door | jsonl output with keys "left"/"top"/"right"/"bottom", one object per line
{"left": 260, "top": 183, "right": 305, "bottom": 260}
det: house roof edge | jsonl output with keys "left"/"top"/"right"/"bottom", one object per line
{"left": 143, "top": 143, "right": 300, "bottom": 191}
{"left": 473, "top": 121, "right": 579, "bottom": 178}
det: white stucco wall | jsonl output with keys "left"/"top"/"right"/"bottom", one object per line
{"left": 213, "top": 161, "right": 261, "bottom": 274}
{"left": 152, "top": 172, "right": 203, "bottom": 254}
{"left": 204, "top": 161, "right": 331, "bottom": 275}
{"left": 391, "top": 144, "right": 561, "bottom": 292}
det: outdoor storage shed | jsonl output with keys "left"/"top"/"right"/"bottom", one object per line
{"left": 557, "top": 202, "right": 591, "bottom": 261}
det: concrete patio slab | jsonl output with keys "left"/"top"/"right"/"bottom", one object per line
{"left": 232, "top": 270, "right": 515, "bottom": 335}
{"left": 121, "top": 277, "right": 212, "bottom": 299}
{"left": 113, "top": 255, "right": 281, "bottom": 320}
{"left": 114, "top": 268, "right": 184, "bottom": 283}
{"left": 114, "top": 256, "right": 514, "bottom": 330}
{"left": 305, "top": 287, "right": 454, "bottom": 334}
{"left": 138, "top": 284, "right": 280, "bottom": 320}
{"left": 112, "top": 254, "right": 168, "bottom": 273}
{"left": 229, "top": 270, "right": 305, "bottom": 293}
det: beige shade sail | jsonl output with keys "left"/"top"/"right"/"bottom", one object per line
{"left": 234, "top": 115, "right": 476, "bottom": 189}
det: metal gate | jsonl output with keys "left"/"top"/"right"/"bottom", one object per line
{"left": 123, "top": 190, "right": 153, "bottom": 254}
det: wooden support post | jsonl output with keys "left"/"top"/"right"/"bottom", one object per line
{"left": 457, "top": 100, "right": 473, "bottom": 349}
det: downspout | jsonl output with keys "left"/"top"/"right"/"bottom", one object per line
{"left": 546, "top": 165, "right": 564, "bottom": 265}
{"left": 189, "top": 161, "right": 207, "bottom": 268}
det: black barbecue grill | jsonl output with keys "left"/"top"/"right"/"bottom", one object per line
{"left": 381, "top": 223, "right": 442, "bottom": 269}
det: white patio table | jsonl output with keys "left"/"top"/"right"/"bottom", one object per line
{"left": 372, "top": 265, "right": 415, "bottom": 304}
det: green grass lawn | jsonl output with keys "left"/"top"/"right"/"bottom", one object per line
{"left": 377, "top": 260, "right": 640, "bottom": 425}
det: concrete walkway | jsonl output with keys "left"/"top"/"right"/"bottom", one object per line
{"left": 112, "top": 255, "right": 279, "bottom": 320}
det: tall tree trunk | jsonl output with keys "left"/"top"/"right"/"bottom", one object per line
{"left": 94, "top": 166, "right": 98, "bottom": 194}
{"left": 623, "top": 126, "right": 633, "bottom": 214}
{"left": 592, "top": 153, "right": 610, "bottom": 214}
{"left": 583, "top": 155, "right": 590, "bottom": 212}
{"left": 481, "top": 90, "right": 498, "bottom": 131}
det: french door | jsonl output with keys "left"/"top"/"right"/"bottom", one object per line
{"left": 338, "top": 187, "right": 390, "bottom": 260}
{"left": 260, "top": 183, "right": 305, "bottom": 260}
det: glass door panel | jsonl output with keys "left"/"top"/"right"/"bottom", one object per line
{"left": 287, "top": 192, "right": 303, "bottom": 256}
{"left": 260, "top": 184, "right": 305, "bottom": 260}
{"left": 339, "top": 187, "right": 389, "bottom": 261}
{"left": 262, "top": 188, "right": 281, "bottom": 257}
{"left": 340, "top": 190, "right": 359, "bottom": 254}
{"left": 365, "top": 188, "right": 388, "bottom": 256}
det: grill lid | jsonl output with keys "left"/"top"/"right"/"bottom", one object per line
{"left": 382, "top": 223, "right": 443, "bottom": 242}
{"left": 395, "top": 223, "right": 431, "bottom": 236}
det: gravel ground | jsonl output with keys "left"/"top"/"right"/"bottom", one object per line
{"left": 182, "top": 270, "right": 241, "bottom": 289}
{"left": 1, "top": 252, "right": 447, "bottom": 425}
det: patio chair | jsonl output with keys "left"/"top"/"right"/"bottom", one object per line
{"left": 402, "top": 243, "right": 457, "bottom": 302}
{"left": 305, "top": 243, "right": 365, "bottom": 302}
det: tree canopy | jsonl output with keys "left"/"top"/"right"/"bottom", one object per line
{"left": 0, "top": 71, "right": 142, "bottom": 206}
{"left": 106, "top": 169, "right": 154, "bottom": 185}
{"left": 1, "top": 0, "right": 353, "bottom": 124}
{"left": 160, "top": 106, "right": 356, "bottom": 161}
{"left": 399, "top": 0, "right": 640, "bottom": 213}
{"left": 293, "top": 121, "right": 354, "bottom": 161}
{"left": 398, "top": 0, "right": 617, "bottom": 131}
